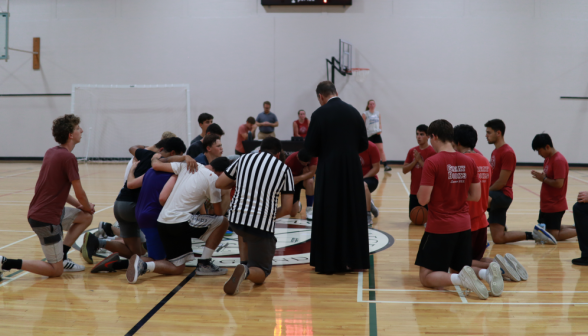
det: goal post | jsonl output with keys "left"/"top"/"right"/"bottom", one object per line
{"left": 70, "top": 84, "right": 191, "bottom": 162}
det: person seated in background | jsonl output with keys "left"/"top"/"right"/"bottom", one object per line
{"left": 187, "top": 123, "right": 224, "bottom": 158}
{"left": 256, "top": 101, "right": 279, "bottom": 139}
{"left": 572, "top": 191, "right": 588, "bottom": 266}
{"left": 235, "top": 117, "right": 257, "bottom": 156}
{"left": 190, "top": 113, "right": 214, "bottom": 146}
{"left": 285, "top": 149, "right": 317, "bottom": 220}
{"left": 360, "top": 141, "right": 380, "bottom": 226}
{"left": 293, "top": 110, "right": 309, "bottom": 138}
{"left": 195, "top": 134, "right": 224, "bottom": 166}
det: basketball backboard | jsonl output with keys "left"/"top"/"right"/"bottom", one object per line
{"left": 0, "top": 12, "right": 8, "bottom": 60}
{"left": 326, "top": 39, "right": 352, "bottom": 84}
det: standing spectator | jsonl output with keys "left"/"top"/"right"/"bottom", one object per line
{"left": 362, "top": 100, "right": 391, "bottom": 172}
{"left": 256, "top": 101, "right": 279, "bottom": 139}
{"left": 235, "top": 117, "right": 257, "bottom": 155}
{"left": 293, "top": 110, "right": 310, "bottom": 138}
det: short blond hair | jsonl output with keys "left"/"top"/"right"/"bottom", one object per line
{"left": 161, "top": 131, "right": 176, "bottom": 139}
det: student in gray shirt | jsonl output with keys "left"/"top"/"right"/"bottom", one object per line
{"left": 256, "top": 101, "right": 279, "bottom": 139}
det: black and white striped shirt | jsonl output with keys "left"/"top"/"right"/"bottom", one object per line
{"left": 225, "top": 152, "right": 295, "bottom": 235}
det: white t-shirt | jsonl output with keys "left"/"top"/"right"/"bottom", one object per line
{"left": 363, "top": 110, "right": 381, "bottom": 137}
{"left": 123, "top": 158, "right": 134, "bottom": 182}
{"left": 157, "top": 162, "right": 222, "bottom": 224}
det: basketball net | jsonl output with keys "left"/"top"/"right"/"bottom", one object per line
{"left": 351, "top": 68, "right": 370, "bottom": 83}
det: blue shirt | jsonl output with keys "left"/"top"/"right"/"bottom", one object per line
{"left": 135, "top": 169, "right": 173, "bottom": 229}
{"left": 195, "top": 153, "right": 209, "bottom": 165}
{"left": 256, "top": 112, "right": 278, "bottom": 133}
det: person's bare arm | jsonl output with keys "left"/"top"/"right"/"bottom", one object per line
{"left": 378, "top": 117, "right": 382, "bottom": 135}
{"left": 216, "top": 173, "right": 236, "bottom": 189}
{"left": 275, "top": 194, "right": 294, "bottom": 218}
{"left": 151, "top": 154, "right": 198, "bottom": 174}
{"left": 129, "top": 145, "right": 146, "bottom": 157}
{"left": 211, "top": 202, "right": 223, "bottom": 216}
{"left": 467, "top": 182, "right": 481, "bottom": 202}
{"left": 364, "top": 162, "right": 380, "bottom": 178}
{"left": 417, "top": 185, "right": 433, "bottom": 206}
{"left": 127, "top": 175, "right": 144, "bottom": 189}
{"left": 293, "top": 122, "right": 300, "bottom": 137}
{"left": 66, "top": 194, "right": 82, "bottom": 208}
{"left": 403, "top": 160, "right": 417, "bottom": 174}
{"left": 158, "top": 175, "right": 178, "bottom": 206}
{"left": 271, "top": 121, "right": 279, "bottom": 127}
{"left": 578, "top": 191, "right": 588, "bottom": 203}
{"left": 489, "top": 169, "right": 512, "bottom": 191}
{"left": 531, "top": 170, "right": 565, "bottom": 188}
{"left": 71, "top": 180, "right": 94, "bottom": 214}
{"left": 240, "top": 130, "right": 249, "bottom": 140}
{"left": 293, "top": 165, "right": 317, "bottom": 184}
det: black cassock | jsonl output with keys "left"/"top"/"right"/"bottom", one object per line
{"left": 304, "top": 97, "right": 370, "bottom": 273}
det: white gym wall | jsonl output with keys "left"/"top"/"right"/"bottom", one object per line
{"left": 1, "top": 0, "right": 588, "bottom": 164}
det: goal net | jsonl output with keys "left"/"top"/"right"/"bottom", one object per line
{"left": 70, "top": 84, "right": 190, "bottom": 161}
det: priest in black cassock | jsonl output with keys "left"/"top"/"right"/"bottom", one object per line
{"left": 304, "top": 81, "right": 370, "bottom": 274}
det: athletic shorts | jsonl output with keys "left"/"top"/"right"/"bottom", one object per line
{"left": 538, "top": 211, "right": 566, "bottom": 231}
{"left": 471, "top": 227, "right": 488, "bottom": 261}
{"left": 141, "top": 227, "right": 166, "bottom": 261}
{"left": 368, "top": 134, "right": 383, "bottom": 144}
{"left": 230, "top": 223, "right": 276, "bottom": 277}
{"left": 28, "top": 207, "right": 81, "bottom": 264}
{"left": 114, "top": 201, "right": 141, "bottom": 238}
{"left": 409, "top": 194, "right": 428, "bottom": 214}
{"left": 235, "top": 149, "right": 245, "bottom": 156}
{"left": 415, "top": 230, "right": 472, "bottom": 272}
{"left": 487, "top": 190, "right": 513, "bottom": 226}
{"left": 293, "top": 181, "right": 306, "bottom": 203}
{"left": 364, "top": 177, "right": 379, "bottom": 193}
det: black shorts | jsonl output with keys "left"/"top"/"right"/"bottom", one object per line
{"left": 364, "top": 177, "right": 379, "bottom": 193}
{"left": 415, "top": 230, "right": 472, "bottom": 272}
{"left": 538, "top": 211, "right": 565, "bottom": 231}
{"left": 409, "top": 194, "right": 428, "bottom": 214}
{"left": 157, "top": 221, "right": 208, "bottom": 266}
{"left": 235, "top": 149, "right": 244, "bottom": 156}
{"left": 293, "top": 182, "right": 306, "bottom": 203}
{"left": 471, "top": 228, "right": 488, "bottom": 261}
{"left": 230, "top": 223, "right": 276, "bottom": 276}
{"left": 368, "top": 134, "right": 382, "bottom": 144}
{"left": 487, "top": 190, "right": 512, "bottom": 226}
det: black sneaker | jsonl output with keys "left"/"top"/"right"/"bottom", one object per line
{"left": 384, "top": 166, "right": 392, "bottom": 172}
{"left": 572, "top": 258, "right": 588, "bottom": 266}
{"left": 91, "top": 253, "right": 120, "bottom": 273}
{"left": 97, "top": 222, "right": 115, "bottom": 238}
{"left": 81, "top": 232, "right": 99, "bottom": 264}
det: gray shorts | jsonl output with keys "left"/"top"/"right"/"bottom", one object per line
{"left": 28, "top": 207, "right": 81, "bottom": 264}
{"left": 230, "top": 223, "right": 276, "bottom": 277}
{"left": 113, "top": 201, "right": 141, "bottom": 238}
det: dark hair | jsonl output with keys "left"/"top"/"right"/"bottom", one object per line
{"left": 246, "top": 117, "right": 256, "bottom": 124}
{"left": 163, "top": 137, "right": 186, "bottom": 155}
{"left": 263, "top": 101, "right": 271, "bottom": 107}
{"left": 52, "top": 114, "right": 80, "bottom": 144}
{"left": 484, "top": 119, "right": 506, "bottom": 136}
{"left": 316, "top": 81, "right": 337, "bottom": 97}
{"left": 154, "top": 138, "right": 168, "bottom": 149}
{"left": 210, "top": 157, "right": 232, "bottom": 173}
{"left": 297, "top": 149, "right": 312, "bottom": 163}
{"left": 260, "top": 137, "right": 282, "bottom": 155}
{"left": 427, "top": 119, "right": 453, "bottom": 143}
{"left": 365, "top": 100, "right": 375, "bottom": 111}
{"left": 532, "top": 133, "right": 553, "bottom": 151}
{"left": 202, "top": 134, "right": 221, "bottom": 152}
{"left": 206, "top": 123, "right": 225, "bottom": 136}
{"left": 198, "top": 113, "right": 214, "bottom": 125}
{"left": 453, "top": 124, "right": 478, "bottom": 149}
{"left": 416, "top": 124, "right": 428, "bottom": 133}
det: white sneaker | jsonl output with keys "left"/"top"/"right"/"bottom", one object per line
{"left": 298, "top": 201, "right": 302, "bottom": 214}
{"left": 458, "top": 266, "right": 488, "bottom": 300}
{"left": 485, "top": 262, "right": 504, "bottom": 297}
{"left": 306, "top": 207, "right": 313, "bottom": 221}
{"left": 367, "top": 212, "right": 373, "bottom": 226}
{"left": 63, "top": 258, "right": 85, "bottom": 272}
{"left": 370, "top": 200, "right": 379, "bottom": 218}
{"left": 533, "top": 225, "right": 557, "bottom": 245}
{"left": 494, "top": 254, "right": 520, "bottom": 282}
{"left": 505, "top": 253, "right": 528, "bottom": 281}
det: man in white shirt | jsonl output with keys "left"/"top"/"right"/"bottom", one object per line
{"left": 125, "top": 155, "right": 230, "bottom": 284}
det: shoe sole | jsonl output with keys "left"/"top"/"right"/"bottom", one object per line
{"left": 91, "top": 253, "right": 119, "bottom": 273}
{"left": 505, "top": 253, "right": 528, "bottom": 281}
{"left": 127, "top": 255, "right": 140, "bottom": 284}
{"left": 196, "top": 268, "right": 228, "bottom": 276}
{"left": 459, "top": 266, "right": 488, "bottom": 300}
{"left": 494, "top": 254, "right": 520, "bottom": 282}
{"left": 534, "top": 227, "right": 557, "bottom": 245}
{"left": 224, "top": 264, "right": 247, "bottom": 295}
{"left": 487, "top": 262, "right": 504, "bottom": 297}
{"left": 81, "top": 232, "right": 94, "bottom": 264}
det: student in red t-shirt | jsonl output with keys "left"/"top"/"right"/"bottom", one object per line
{"left": 403, "top": 124, "right": 437, "bottom": 217}
{"left": 285, "top": 149, "right": 317, "bottom": 220}
{"left": 360, "top": 141, "right": 381, "bottom": 226}
{"left": 293, "top": 110, "right": 310, "bottom": 138}
{"left": 454, "top": 124, "right": 527, "bottom": 286}
{"left": 1, "top": 115, "right": 95, "bottom": 278}
{"left": 531, "top": 133, "right": 575, "bottom": 243}
{"left": 235, "top": 117, "right": 257, "bottom": 155}
{"left": 415, "top": 119, "right": 489, "bottom": 300}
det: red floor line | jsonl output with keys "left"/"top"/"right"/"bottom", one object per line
{"left": 514, "top": 183, "right": 540, "bottom": 197}
{"left": 570, "top": 176, "right": 588, "bottom": 185}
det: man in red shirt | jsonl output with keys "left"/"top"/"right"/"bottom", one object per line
{"left": 403, "top": 124, "right": 437, "bottom": 219}
{"left": 360, "top": 141, "right": 381, "bottom": 226}
{"left": 415, "top": 119, "right": 489, "bottom": 300}
{"left": 1, "top": 115, "right": 94, "bottom": 278}
{"left": 285, "top": 149, "right": 317, "bottom": 220}
{"left": 531, "top": 133, "right": 575, "bottom": 242}
{"left": 235, "top": 117, "right": 257, "bottom": 155}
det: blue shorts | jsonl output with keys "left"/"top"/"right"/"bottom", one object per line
{"left": 141, "top": 227, "right": 166, "bottom": 260}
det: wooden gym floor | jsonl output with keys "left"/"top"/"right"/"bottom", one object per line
{"left": 0, "top": 162, "right": 587, "bottom": 335}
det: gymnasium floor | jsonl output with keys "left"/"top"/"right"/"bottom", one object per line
{"left": 0, "top": 162, "right": 587, "bottom": 335}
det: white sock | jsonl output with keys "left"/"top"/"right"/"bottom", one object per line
{"left": 146, "top": 261, "right": 155, "bottom": 273}
{"left": 201, "top": 247, "right": 214, "bottom": 259}
{"left": 450, "top": 273, "right": 462, "bottom": 286}
{"left": 478, "top": 269, "right": 488, "bottom": 282}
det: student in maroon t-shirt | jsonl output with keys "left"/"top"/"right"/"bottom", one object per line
{"left": 403, "top": 124, "right": 437, "bottom": 216}
{"left": 1, "top": 115, "right": 94, "bottom": 278}
{"left": 235, "top": 117, "right": 257, "bottom": 155}
{"left": 285, "top": 149, "right": 317, "bottom": 220}
{"left": 360, "top": 141, "right": 381, "bottom": 226}
{"left": 531, "top": 133, "right": 575, "bottom": 243}
{"left": 293, "top": 110, "right": 310, "bottom": 138}
{"left": 414, "top": 119, "right": 490, "bottom": 300}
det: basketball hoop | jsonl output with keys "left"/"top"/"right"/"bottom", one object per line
{"left": 351, "top": 68, "right": 370, "bottom": 83}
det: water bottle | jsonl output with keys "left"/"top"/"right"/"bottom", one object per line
{"left": 248, "top": 131, "right": 253, "bottom": 141}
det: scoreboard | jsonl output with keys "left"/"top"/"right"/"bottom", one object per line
{"left": 262, "top": 0, "right": 352, "bottom": 5}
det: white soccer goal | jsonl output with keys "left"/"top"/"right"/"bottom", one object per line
{"left": 70, "top": 84, "right": 191, "bottom": 161}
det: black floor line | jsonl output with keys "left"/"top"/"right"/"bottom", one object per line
{"left": 125, "top": 269, "right": 197, "bottom": 336}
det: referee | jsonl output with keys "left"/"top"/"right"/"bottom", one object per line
{"left": 215, "top": 137, "right": 295, "bottom": 295}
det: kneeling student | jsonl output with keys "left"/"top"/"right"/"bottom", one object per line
{"left": 360, "top": 140, "right": 381, "bottom": 226}
{"left": 284, "top": 149, "right": 317, "bottom": 220}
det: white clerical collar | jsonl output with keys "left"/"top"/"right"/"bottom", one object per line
{"left": 328, "top": 96, "right": 339, "bottom": 102}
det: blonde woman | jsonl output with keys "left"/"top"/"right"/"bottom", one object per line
{"left": 362, "top": 100, "right": 390, "bottom": 172}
